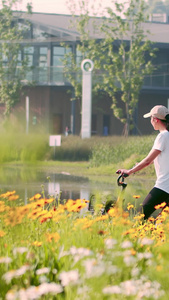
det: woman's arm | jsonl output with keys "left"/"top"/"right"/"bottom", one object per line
{"left": 116, "top": 148, "right": 161, "bottom": 176}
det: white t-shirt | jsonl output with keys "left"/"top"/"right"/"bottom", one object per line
{"left": 153, "top": 130, "right": 169, "bottom": 193}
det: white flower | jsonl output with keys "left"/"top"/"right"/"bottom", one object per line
{"left": 37, "top": 282, "right": 63, "bottom": 296}
{"left": 103, "top": 277, "right": 164, "bottom": 299}
{"left": 104, "top": 238, "right": 117, "bottom": 249}
{"left": 2, "top": 270, "right": 16, "bottom": 284}
{"left": 121, "top": 240, "right": 133, "bottom": 249}
{"left": 83, "top": 259, "right": 105, "bottom": 278}
{"left": 6, "top": 290, "right": 18, "bottom": 300}
{"left": 9, "top": 283, "right": 63, "bottom": 299}
{"left": 124, "top": 255, "right": 136, "bottom": 266}
{"left": 131, "top": 267, "right": 140, "bottom": 277}
{"left": 144, "top": 252, "right": 153, "bottom": 259}
{"left": 0, "top": 256, "right": 12, "bottom": 264}
{"left": 106, "top": 265, "right": 119, "bottom": 275}
{"left": 23, "top": 286, "right": 39, "bottom": 299}
{"left": 3, "top": 265, "right": 30, "bottom": 283}
{"left": 103, "top": 285, "right": 122, "bottom": 294}
{"left": 137, "top": 252, "right": 153, "bottom": 260}
{"left": 121, "top": 280, "right": 138, "bottom": 296}
{"left": 69, "top": 246, "right": 93, "bottom": 263}
{"left": 123, "top": 250, "right": 133, "bottom": 256}
{"left": 36, "top": 267, "right": 50, "bottom": 275}
{"left": 59, "top": 270, "right": 79, "bottom": 286}
{"left": 18, "top": 288, "right": 31, "bottom": 300}
{"left": 140, "top": 237, "right": 154, "bottom": 245}
{"left": 39, "top": 275, "right": 48, "bottom": 283}
{"left": 15, "top": 265, "right": 31, "bottom": 277}
{"left": 13, "top": 247, "right": 28, "bottom": 255}
{"left": 77, "top": 285, "right": 91, "bottom": 295}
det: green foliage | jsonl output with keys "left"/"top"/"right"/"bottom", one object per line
{"left": 97, "top": 0, "right": 157, "bottom": 135}
{"left": 0, "top": 0, "right": 32, "bottom": 115}
{"left": 0, "top": 134, "right": 156, "bottom": 166}
{"left": 0, "top": 133, "right": 49, "bottom": 163}
{"left": 49, "top": 135, "right": 92, "bottom": 161}
{"left": 89, "top": 135, "right": 155, "bottom": 167}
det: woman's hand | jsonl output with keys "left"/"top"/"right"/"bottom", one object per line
{"left": 116, "top": 169, "right": 131, "bottom": 177}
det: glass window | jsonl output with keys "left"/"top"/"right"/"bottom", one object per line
{"left": 53, "top": 47, "right": 65, "bottom": 55}
{"left": 53, "top": 56, "right": 63, "bottom": 66}
{"left": 24, "top": 47, "right": 34, "bottom": 54}
{"left": 17, "top": 51, "right": 22, "bottom": 66}
{"left": 39, "top": 47, "right": 47, "bottom": 67}
{"left": 52, "top": 46, "right": 72, "bottom": 82}
{"left": 76, "top": 49, "right": 83, "bottom": 67}
{"left": 52, "top": 46, "right": 72, "bottom": 66}
{"left": 2, "top": 53, "right": 8, "bottom": 66}
{"left": 24, "top": 47, "right": 34, "bottom": 81}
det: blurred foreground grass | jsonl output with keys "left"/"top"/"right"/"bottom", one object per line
{"left": 0, "top": 190, "right": 169, "bottom": 299}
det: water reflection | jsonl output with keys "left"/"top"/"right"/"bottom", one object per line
{"left": 47, "top": 173, "right": 114, "bottom": 203}
{"left": 0, "top": 166, "right": 115, "bottom": 204}
{"left": 0, "top": 166, "right": 156, "bottom": 210}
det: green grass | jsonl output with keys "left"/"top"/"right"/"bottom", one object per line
{"left": 0, "top": 133, "right": 155, "bottom": 166}
{"left": 0, "top": 133, "right": 49, "bottom": 163}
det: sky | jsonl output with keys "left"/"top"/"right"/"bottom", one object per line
{"left": 17, "top": 0, "right": 116, "bottom": 15}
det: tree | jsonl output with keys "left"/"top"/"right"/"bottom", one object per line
{"left": 0, "top": 0, "right": 32, "bottom": 116}
{"left": 64, "top": 0, "right": 157, "bottom": 135}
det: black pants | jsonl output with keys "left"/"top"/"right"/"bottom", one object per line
{"left": 140, "top": 187, "right": 169, "bottom": 220}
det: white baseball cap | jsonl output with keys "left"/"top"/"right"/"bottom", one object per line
{"left": 143, "top": 105, "right": 169, "bottom": 120}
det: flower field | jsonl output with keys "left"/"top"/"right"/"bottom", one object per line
{"left": 0, "top": 190, "right": 169, "bottom": 299}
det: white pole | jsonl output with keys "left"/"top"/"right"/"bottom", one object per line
{"left": 81, "top": 59, "right": 94, "bottom": 139}
{"left": 26, "top": 96, "right": 29, "bottom": 134}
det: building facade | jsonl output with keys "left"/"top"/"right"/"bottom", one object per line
{"left": 6, "top": 12, "right": 169, "bottom": 135}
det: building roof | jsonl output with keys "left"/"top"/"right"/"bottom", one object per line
{"left": 15, "top": 12, "right": 169, "bottom": 45}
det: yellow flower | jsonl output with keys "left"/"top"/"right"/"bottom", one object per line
{"left": 45, "top": 232, "right": 60, "bottom": 243}
{"left": 8, "top": 195, "right": 19, "bottom": 201}
{"left": 0, "top": 230, "right": 6, "bottom": 237}
{"left": 0, "top": 191, "right": 16, "bottom": 198}
{"left": 108, "top": 207, "right": 119, "bottom": 217}
{"left": 123, "top": 228, "right": 136, "bottom": 236}
{"left": 29, "top": 193, "right": 42, "bottom": 201}
{"left": 133, "top": 195, "right": 140, "bottom": 199}
{"left": 82, "top": 220, "right": 95, "bottom": 229}
{"left": 130, "top": 248, "right": 136, "bottom": 256}
{"left": 32, "top": 241, "right": 42, "bottom": 247}
{"left": 163, "top": 206, "right": 169, "bottom": 213}
{"left": 127, "top": 203, "right": 134, "bottom": 210}
{"left": 44, "top": 198, "right": 55, "bottom": 204}
{"left": 40, "top": 212, "right": 53, "bottom": 223}
{"left": 95, "top": 215, "right": 108, "bottom": 222}
{"left": 134, "top": 214, "right": 145, "bottom": 221}
{"left": 154, "top": 202, "right": 166, "bottom": 210}
{"left": 66, "top": 199, "right": 87, "bottom": 212}
{"left": 28, "top": 207, "right": 42, "bottom": 219}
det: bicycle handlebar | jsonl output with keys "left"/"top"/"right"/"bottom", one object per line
{"left": 117, "top": 173, "right": 128, "bottom": 189}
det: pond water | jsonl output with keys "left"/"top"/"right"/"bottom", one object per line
{"left": 0, "top": 165, "right": 155, "bottom": 212}
{"left": 0, "top": 166, "right": 116, "bottom": 205}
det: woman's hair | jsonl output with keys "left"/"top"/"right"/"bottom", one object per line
{"left": 160, "top": 114, "right": 169, "bottom": 131}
